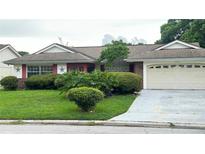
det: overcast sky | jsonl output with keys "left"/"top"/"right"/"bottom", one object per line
{"left": 0, "top": 19, "right": 167, "bottom": 53}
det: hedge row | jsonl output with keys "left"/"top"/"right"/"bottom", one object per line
{"left": 0, "top": 71, "right": 142, "bottom": 94}
{"left": 25, "top": 74, "right": 57, "bottom": 89}
{"left": 55, "top": 71, "right": 142, "bottom": 95}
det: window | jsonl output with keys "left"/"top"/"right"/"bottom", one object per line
{"left": 41, "top": 66, "right": 52, "bottom": 74}
{"left": 149, "top": 66, "right": 154, "bottom": 69}
{"left": 68, "top": 65, "right": 79, "bottom": 72}
{"left": 186, "top": 65, "right": 192, "bottom": 68}
{"left": 194, "top": 65, "right": 201, "bottom": 68}
{"left": 27, "top": 66, "right": 52, "bottom": 77}
{"left": 171, "top": 65, "right": 176, "bottom": 68}
{"left": 179, "top": 65, "right": 184, "bottom": 68}
{"left": 163, "top": 65, "right": 169, "bottom": 68}
{"left": 155, "top": 65, "right": 161, "bottom": 69}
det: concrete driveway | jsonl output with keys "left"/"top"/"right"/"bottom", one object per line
{"left": 112, "top": 90, "right": 205, "bottom": 124}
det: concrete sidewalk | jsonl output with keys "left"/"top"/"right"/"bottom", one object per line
{"left": 1, "top": 120, "right": 205, "bottom": 129}
{"left": 0, "top": 124, "right": 204, "bottom": 134}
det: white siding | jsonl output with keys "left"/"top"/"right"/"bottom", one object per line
{"left": 43, "top": 46, "right": 73, "bottom": 53}
{"left": 0, "top": 48, "right": 18, "bottom": 79}
{"left": 165, "top": 42, "right": 191, "bottom": 49}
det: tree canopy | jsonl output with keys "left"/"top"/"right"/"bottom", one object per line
{"left": 156, "top": 19, "right": 205, "bottom": 47}
{"left": 98, "top": 40, "right": 129, "bottom": 66}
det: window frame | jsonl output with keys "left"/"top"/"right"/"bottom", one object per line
{"left": 27, "top": 65, "right": 52, "bottom": 78}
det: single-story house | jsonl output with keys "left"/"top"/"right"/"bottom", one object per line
{"left": 4, "top": 40, "right": 205, "bottom": 90}
{"left": 0, "top": 44, "right": 21, "bottom": 80}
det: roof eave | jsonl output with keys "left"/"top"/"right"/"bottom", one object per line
{"left": 4, "top": 60, "right": 96, "bottom": 65}
{"left": 125, "top": 57, "right": 205, "bottom": 62}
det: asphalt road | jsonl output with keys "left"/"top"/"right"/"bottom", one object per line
{"left": 0, "top": 124, "right": 204, "bottom": 134}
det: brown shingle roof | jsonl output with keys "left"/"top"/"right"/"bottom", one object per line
{"left": 74, "top": 43, "right": 205, "bottom": 62}
{"left": 126, "top": 48, "right": 205, "bottom": 61}
{"left": 0, "top": 44, "right": 8, "bottom": 50}
{"left": 4, "top": 52, "right": 95, "bottom": 64}
{"left": 73, "top": 44, "right": 163, "bottom": 59}
{"left": 5, "top": 42, "right": 205, "bottom": 65}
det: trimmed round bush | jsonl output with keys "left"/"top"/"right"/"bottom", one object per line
{"left": 25, "top": 74, "right": 57, "bottom": 89}
{"left": 108, "top": 72, "right": 142, "bottom": 94}
{"left": 0, "top": 76, "right": 18, "bottom": 90}
{"left": 67, "top": 87, "right": 104, "bottom": 112}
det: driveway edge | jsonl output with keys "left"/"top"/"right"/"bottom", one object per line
{"left": 0, "top": 120, "right": 205, "bottom": 129}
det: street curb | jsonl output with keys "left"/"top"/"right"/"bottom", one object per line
{"left": 0, "top": 120, "right": 205, "bottom": 129}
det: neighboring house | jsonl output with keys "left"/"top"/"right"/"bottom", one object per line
{"left": 4, "top": 40, "right": 205, "bottom": 90}
{"left": 0, "top": 44, "right": 21, "bottom": 80}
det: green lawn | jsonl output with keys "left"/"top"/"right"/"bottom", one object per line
{"left": 0, "top": 90, "right": 136, "bottom": 120}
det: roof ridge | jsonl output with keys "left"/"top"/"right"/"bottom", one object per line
{"left": 73, "top": 44, "right": 164, "bottom": 48}
{"left": 54, "top": 43, "right": 97, "bottom": 60}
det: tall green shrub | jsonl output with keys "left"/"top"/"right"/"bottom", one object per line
{"left": 108, "top": 72, "right": 142, "bottom": 94}
{"left": 55, "top": 71, "right": 118, "bottom": 96}
{"left": 0, "top": 76, "right": 18, "bottom": 90}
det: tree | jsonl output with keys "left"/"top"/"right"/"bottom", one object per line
{"left": 156, "top": 19, "right": 205, "bottom": 47}
{"left": 98, "top": 40, "right": 129, "bottom": 66}
{"left": 18, "top": 51, "right": 29, "bottom": 56}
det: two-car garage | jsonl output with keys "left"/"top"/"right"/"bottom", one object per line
{"left": 145, "top": 63, "right": 205, "bottom": 89}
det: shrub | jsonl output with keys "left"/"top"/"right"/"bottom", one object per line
{"left": 0, "top": 76, "right": 18, "bottom": 90}
{"left": 108, "top": 72, "right": 142, "bottom": 94}
{"left": 54, "top": 74, "right": 67, "bottom": 88}
{"left": 55, "top": 71, "right": 86, "bottom": 90}
{"left": 85, "top": 71, "right": 118, "bottom": 96}
{"left": 67, "top": 87, "right": 104, "bottom": 112}
{"left": 25, "top": 74, "right": 57, "bottom": 89}
{"left": 56, "top": 71, "right": 118, "bottom": 96}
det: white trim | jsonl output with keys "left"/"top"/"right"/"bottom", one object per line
{"left": 155, "top": 40, "right": 201, "bottom": 50}
{"left": 35, "top": 44, "right": 74, "bottom": 54}
{"left": 0, "top": 45, "right": 21, "bottom": 57}
{"left": 126, "top": 57, "right": 205, "bottom": 63}
{"left": 143, "top": 62, "right": 147, "bottom": 89}
{"left": 26, "top": 65, "right": 53, "bottom": 77}
{"left": 57, "top": 64, "right": 67, "bottom": 74}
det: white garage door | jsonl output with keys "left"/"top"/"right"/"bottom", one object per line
{"left": 147, "top": 64, "right": 205, "bottom": 89}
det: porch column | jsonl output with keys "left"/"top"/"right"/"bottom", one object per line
{"left": 52, "top": 64, "right": 57, "bottom": 75}
{"left": 22, "top": 64, "right": 27, "bottom": 79}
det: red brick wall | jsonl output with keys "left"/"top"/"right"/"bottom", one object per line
{"left": 22, "top": 64, "right": 27, "bottom": 79}
{"left": 83, "top": 64, "right": 88, "bottom": 72}
{"left": 52, "top": 64, "right": 57, "bottom": 75}
{"left": 67, "top": 63, "right": 88, "bottom": 72}
{"left": 18, "top": 79, "right": 26, "bottom": 89}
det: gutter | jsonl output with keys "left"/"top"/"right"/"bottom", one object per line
{"left": 125, "top": 57, "right": 205, "bottom": 62}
